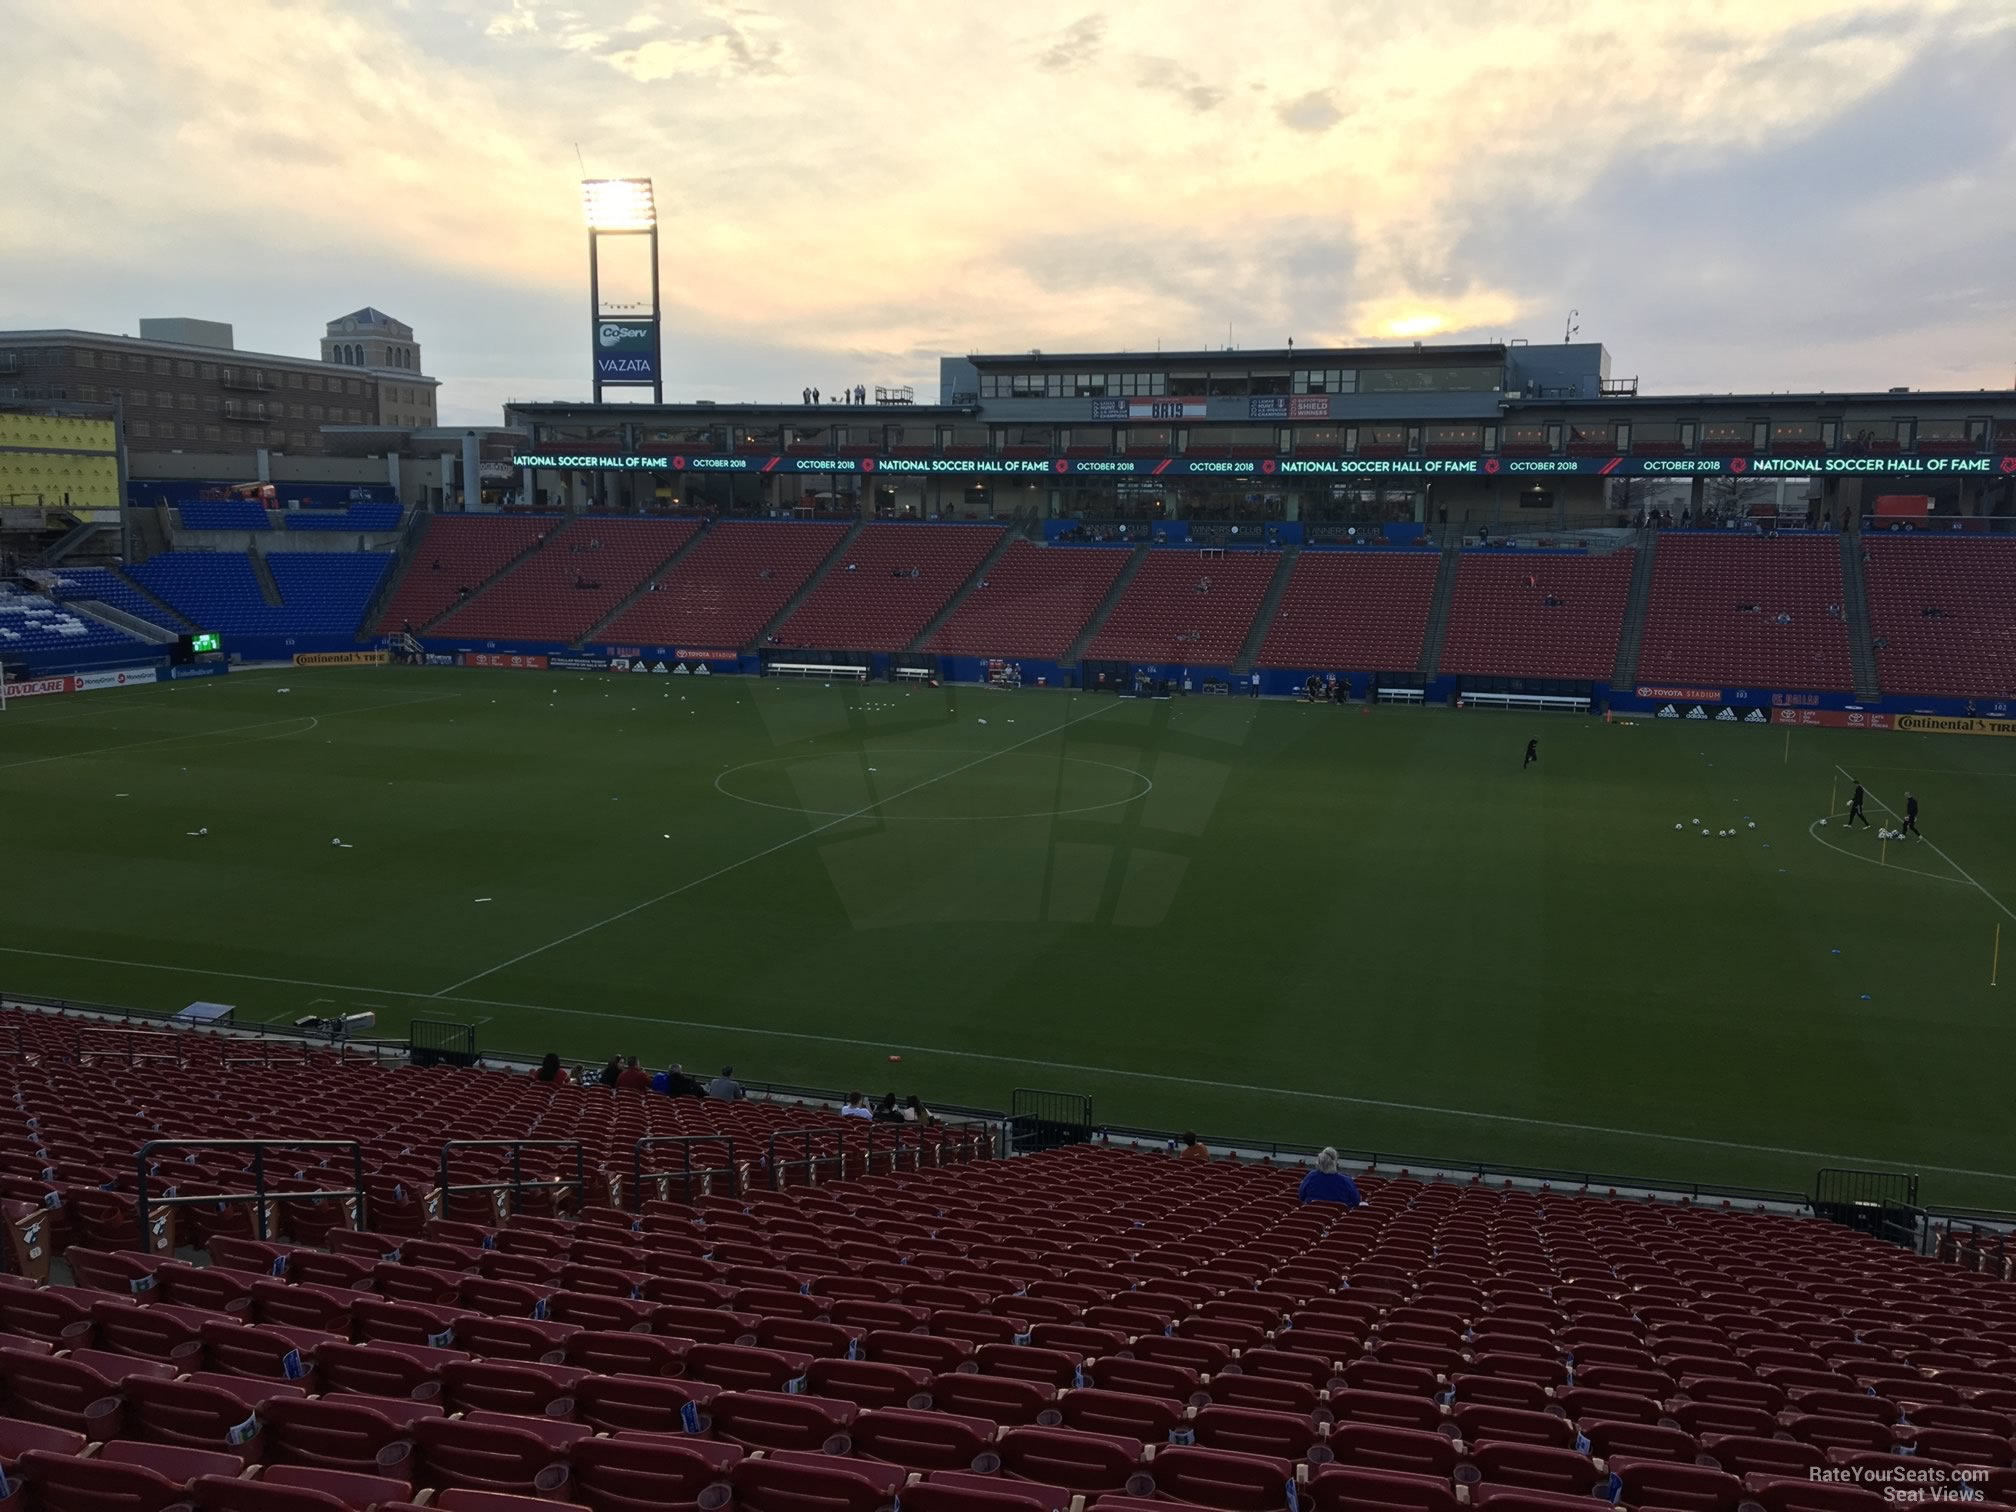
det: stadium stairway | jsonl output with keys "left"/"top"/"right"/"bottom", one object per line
{"left": 55, "top": 566, "right": 197, "bottom": 633}
{"left": 65, "top": 598, "right": 180, "bottom": 646}
{"left": 1840, "top": 529, "right": 1883, "bottom": 701}
{"left": 575, "top": 521, "right": 716, "bottom": 647}
{"left": 904, "top": 524, "right": 1027, "bottom": 653}
{"left": 747, "top": 519, "right": 864, "bottom": 651}
{"left": 248, "top": 550, "right": 285, "bottom": 607}
{"left": 1233, "top": 546, "right": 1298, "bottom": 675}
{"left": 1064, "top": 542, "right": 1150, "bottom": 664}
{"left": 393, "top": 519, "right": 556, "bottom": 637}
{"left": 1415, "top": 544, "right": 1461, "bottom": 680}
{"left": 1610, "top": 530, "right": 1659, "bottom": 689}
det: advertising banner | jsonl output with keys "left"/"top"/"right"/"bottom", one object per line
{"left": 2, "top": 676, "right": 75, "bottom": 700}
{"left": 1895, "top": 714, "right": 2016, "bottom": 737}
{"left": 546, "top": 654, "right": 610, "bottom": 672}
{"left": 1248, "top": 396, "right": 1334, "bottom": 421}
{"left": 675, "top": 648, "right": 741, "bottom": 662}
{"left": 594, "top": 319, "right": 660, "bottom": 383}
{"left": 293, "top": 651, "right": 389, "bottom": 668}
{"left": 75, "top": 668, "right": 159, "bottom": 692}
{"left": 167, "top": 664, "right": 231, "bottom": 681}
{"left": 1636, "top": 685, "right": 1722, "bottom": 703}
{"left": 516, "top": 448, "right": 2016, "bottom": 481}
{"left": 463, "top": 652, "right": 549, "bottom": 670}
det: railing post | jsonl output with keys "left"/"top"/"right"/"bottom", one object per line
{"left": 253, "top": 1144, "right": 269, "bottom": 1241}
{"left": 574, "top": 1142, "right": 585, "bottom": 1210}
{"left": 353, "top": 1143, "right": 368, "bottom": 1232}
{"left": 135, "top": 1150, "right": 153, "bottom": 1255}
{"left": 510, "top": 1144, "right": 524, "bottom": 1215}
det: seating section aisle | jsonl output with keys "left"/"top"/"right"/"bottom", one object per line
{"left": 5, "top": 1010, "right": 2016, "bottom": 1512}
{"left": 265, "top": 555, "right": 396, "bottom": 634}
{"left": 598, "top": 521, "right": 850, "bottom": 651}
{"left": 130, "top": 553, "right": 391, "bottom": 637}
{"left": 177, "top": 501, "right": 271, "bottom": 531}
{"left": 1257, "top": 550, "right": 1438, "bottom": 672}
{"left": 1638, "top": 535, "right": 1853, "bottom": 691}
{"left": 1863, "top": 539, "right": 2016, "bottom": 698}
{"left": 284, "top": 504, "right": 404, "bottom": 532}
{"left": 1087, "top": 550, "right": 1279, "bottom": 666}
{"left": 376, "top": 516, "right": 555, "bottom": 633}
{"left": 42, "top": 568, "right": 192, "bottom": 633}
{"left": 775, "top": 524, "right": 1003, "bottom": 652}
{"left": 0, "top": 591, "right": 152, "bottom": 662}
{"left": 927, "top": 542, "right": 1131, "bottom": 659}
{"left": 1439, "top": 551, "right": 1635, "bottom": 680}
{"left": 435, "top": 519, "right": 699, "bottom": 645}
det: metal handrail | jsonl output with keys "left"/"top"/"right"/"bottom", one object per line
{"left": 135, "top": 1137, "right": 366, "bottom": 1244}
{"left": 439, "top": 1138, "right": 585, "bottom": 1215}
{"left": 763, "top": 1118, "right": 992, "bottom": 1189}
{"left": 632, "top": 1134, "right": 739, "bottom": 1208}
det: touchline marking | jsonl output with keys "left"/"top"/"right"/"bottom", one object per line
{"left": 2, "top": 943, "right": 2012, "bottom": 1184}
{"left": 0, "top": 692, "right": 462, "bottom": 773}
{"left": 1835, "top": 765, "right": 2016, "bottom": 926}
{"left": 431, "top": 701, "right": 1119, "bottom": 996}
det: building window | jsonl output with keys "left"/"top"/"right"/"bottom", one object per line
{"left": 1293, "top": 369, "right": 1358, "bottom": 395}
{"left": 1701, "top": 421, "right": 1748, "bottom": 450}
{"left": 101, "top": 352, "right": 122, "bottom": 371}
{"left": 204, "top": 426, "right": 219, "bottom": 442}
{"left": 76, "top": 350, "right": 95, "bottom": 368}
{"left": 152, "top": 358, "right": 171, "bottom": 375}
{"left": 179, "top": 394, "right": 197, "bottom": 411}
{"left": 1207, "top": 373, "right": 1250, "bottom": 397}
{"left": 177, "top": 361, "right": 195, "bottom": 378}
{"left": 1545, "top": 423, "right": 1564, "bottom": 452}
{"left": 1483, "top": 425, "right": 1499, "bottom": 452}
{"left": 79, "top": 385, "right": 97, "bottom": 402}
{"left": 203, "top": 396, "right": 219, "bottom": 413}
{"left": 347, "top": 380, "right": 361, "bottom": 396}
{"left": 223, "top": 426, "right": 239, "bottom": 443}
{"left": 131, "top": 420, "right": 150, "bottom": 437}
{"left": 309, "top": 375, "right": 322, "bottom": 391}
{"left": 309, "top": 406, "right": 323, "bottom": 421}
{"left": 1751, "top": 420, "right": 1770, "bottom": 451}
{"left": 156, "top": 391, "right": 173, "bottom": 409}
{"left": 182, "top": 424, "right": 197, "bottom": 440}
{"left": 199, "top": 363, "right": 215, "bottom": 380}
{"left": 292, "top": 431, "right": 307, "bottom": 447}
{"left": 1167, "top": 374, "right": 1207, "bottom": 397}
{"left": 288, "top": 372, "right": 302, "bottom": 389}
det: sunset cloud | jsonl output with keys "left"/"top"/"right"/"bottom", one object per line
{"left": 2, "top": 0, "right": 2011, "bottom": 426}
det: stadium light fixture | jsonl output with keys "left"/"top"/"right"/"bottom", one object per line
{"left": 580, "top": 177, "right": 656, "bottom": 231}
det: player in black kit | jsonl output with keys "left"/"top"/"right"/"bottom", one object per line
{"left": 1524, "top": 738, "right": 1538, "bottom": 769}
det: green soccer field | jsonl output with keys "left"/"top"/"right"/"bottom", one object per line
{"left": 4, "top": 666, "right": 2013, "bottom": 1207}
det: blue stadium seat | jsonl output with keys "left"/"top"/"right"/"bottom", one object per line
{"left": 43, "top": 568, "right": 192, "bottom": 634}
{"left": 177, "top": 501, "right": 272, "bottom": 531}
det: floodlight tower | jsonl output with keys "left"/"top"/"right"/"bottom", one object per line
{"left": 581, "top": 178, "right": 662, "bottom": 402}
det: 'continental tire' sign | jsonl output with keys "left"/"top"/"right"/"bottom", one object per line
{"left": 293, "top": 651, "right": 390, "bottom": 668}
{"left": 1896, "top": 714, "right": 2016, "bottom": 738}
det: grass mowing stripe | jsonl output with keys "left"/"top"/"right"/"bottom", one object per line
{"left": 1835, "top": 763, "right": 2016, "bottom": 924}
{"left": 7, "top": 944, "right": 2011, "bottom": 1181}
{"left": 429, "top": 698, "right": 1119, "bottom": 996}
{"left": 0, "top": 691, "right": 462, "bottom": 772}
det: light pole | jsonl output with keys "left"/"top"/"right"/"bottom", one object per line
{"left": 580, "top": 178, "right": 662, "bottom": 405}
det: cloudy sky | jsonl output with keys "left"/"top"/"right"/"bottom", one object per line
{"left": 4, "top": 0, "right": 2013, "bottom": 425}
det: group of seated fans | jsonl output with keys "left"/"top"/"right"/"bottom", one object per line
{"left": 3, "top": 1008, "right": 2016, "bottom": 1512}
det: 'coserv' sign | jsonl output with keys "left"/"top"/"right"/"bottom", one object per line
{"left": 594, "top": 320, "right": 659, "bottom": 383}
